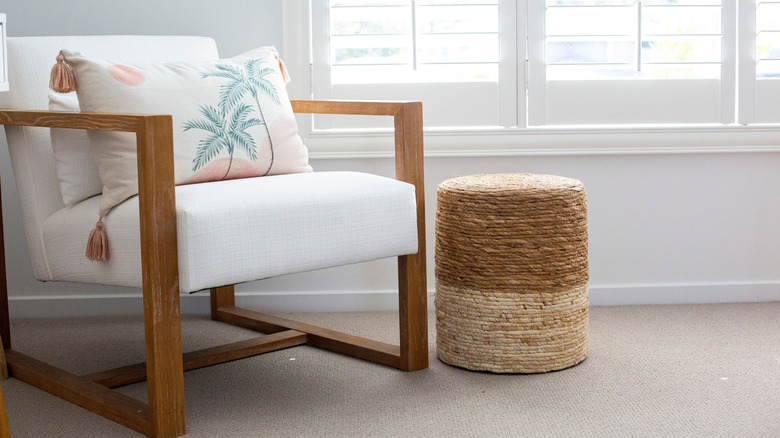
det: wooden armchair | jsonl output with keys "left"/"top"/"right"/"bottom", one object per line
{"left": 0, "top": 36, "right": 427, "bottom": 437}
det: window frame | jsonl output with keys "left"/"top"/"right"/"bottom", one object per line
{"left": 308, "top": 0, "right": 521, "bottom": 130}
{"left": 739, "top": 0, "right": 780, "bottom": 124}
{"left": 528, "top": 0, "right": 737, "bottom": 126}
{"left": 283, "top": 0, "right": 780, "bottom": 158}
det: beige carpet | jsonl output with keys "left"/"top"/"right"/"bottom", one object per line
{"left": 2, "top": 302, "right": 779, "bottom": 437}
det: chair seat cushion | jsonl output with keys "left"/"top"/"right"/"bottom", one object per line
{"left": 41, "top": 171, "right": 418, "bottom": 293}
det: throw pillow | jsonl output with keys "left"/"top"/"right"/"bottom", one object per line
{"left": 49, "top": 93, "right": 104, "bottom": 205}
{"left": 59, "top": 46, "right": 312, "bottom": 221}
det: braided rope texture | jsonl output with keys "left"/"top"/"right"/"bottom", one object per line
{"left": 435, "top": 174, "right": 589, "bottom": 373}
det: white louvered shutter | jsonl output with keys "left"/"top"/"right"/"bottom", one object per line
{"left": 312, "top": 0, "right": 518, "bottom": 128}
{"left": 528, "top": 0, "right": 736, "bottom": 125}
{"left": 740, "top": 0, "right": 780, "bottom": 123}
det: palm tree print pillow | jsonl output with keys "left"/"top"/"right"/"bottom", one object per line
{"left": 58, "top": 47, "right": 312, "bottom": 220}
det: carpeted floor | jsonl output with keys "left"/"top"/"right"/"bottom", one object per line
{"left": 2, "top": 302, "right": 779, "bottom": 437}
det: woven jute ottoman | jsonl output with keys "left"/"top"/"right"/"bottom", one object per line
{"left": 435, "top": 174, "right": 589, "bottom": 373}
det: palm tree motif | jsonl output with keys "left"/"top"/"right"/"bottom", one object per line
{"left": 184, "top": 100, "right": 264, "bottom": 180}
{"left": 201, "top": 59, "right": 282, "bottom": 175}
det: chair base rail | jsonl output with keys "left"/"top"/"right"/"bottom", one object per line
{"left": 83, "top": 329, "right": 308, "bottom": 388}
{"left": 5, "top": 301, "right": 423, "bottom": 436}
{"left": 5, "top": 349, "right": 153, "bottom": 436}
{"left": 215, "top": 306, "right": 402, "bottom": 369}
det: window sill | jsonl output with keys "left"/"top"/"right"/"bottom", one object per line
{"left": 302, "top": 124, "right": 780, "bottom": 159}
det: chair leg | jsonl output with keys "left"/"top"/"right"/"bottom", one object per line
{"left": 137, "top": 115, "right": 186, "bottom": 437}
{"left": 0, "top": 384, "right": 9, "bottom": 438}
{"left": 210, "top": 285, "right": 236, "bottom": 320}
{"left": 397, "top": 253, "right": 428, "bottom": 372}
{"left": 143, "top": 279, "right": 186, "bottom": 438}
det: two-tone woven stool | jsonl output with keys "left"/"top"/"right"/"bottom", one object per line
{"left": 435, "top": 174, "right": 589, "bottom": 373}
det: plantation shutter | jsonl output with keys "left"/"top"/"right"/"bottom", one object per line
{"left": 528, "top": 0, "right": 736, "bottom": 126}
{"left": 739, "top": 0, "right": 780, "bottom": 123}
{"left": 311, "top": 0, "right": 518, "bottom": 129}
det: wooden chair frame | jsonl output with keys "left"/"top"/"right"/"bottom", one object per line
{"left": 0, "top": 100, "right": 428, "bottom": 437}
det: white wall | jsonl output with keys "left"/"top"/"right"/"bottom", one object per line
{"left": 308, "top": 151, "right": 780, "bottom": 307}
{"left": 1, "top": 0, "right": 779, "bottom": 317}
{"left": 0, "top": 0, "right": 283, "bottom": 57}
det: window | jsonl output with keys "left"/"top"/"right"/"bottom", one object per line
{"left": 529, "top": 0, "right": 735, "bottom": 125}
{"left": 739, "top": 0, "right": 780, "bottom": 123}
{"left": 291, "top": 0, "right": 774, "bottom": 132}
{"left": 542, "top": 0, "right": 724, "bottom": 81}
{"left": 327, "top": 0, "right": 500, "bottom": 84}
{"left": 756, "top": 0, "right": 780, "bottom": 78}
{"left": 310, "top": 0, "right": 517, "bottom": 129}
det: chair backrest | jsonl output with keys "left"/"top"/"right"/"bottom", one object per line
{"left": 0, "top": 36, "right": 219, "bottom": 280}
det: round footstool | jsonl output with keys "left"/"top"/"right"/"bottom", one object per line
{"left": 435, "top": 174, "right": 589, "bottom": 373}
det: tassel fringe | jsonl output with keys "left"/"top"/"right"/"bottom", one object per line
{"left": 85, "top": 218, "right": 110, "bottom": 261}
{"left": 49, "top": 51, "right": 77, "bottom": 93}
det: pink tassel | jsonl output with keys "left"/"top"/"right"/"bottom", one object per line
{"left": 49, "top": 51, "right": 77, "bottom": 93}
{"left": 85, "top": 218, "right": 110, "bottom": 261}
{"left": 275, "top": 54, "right": 291, "bottom": 84}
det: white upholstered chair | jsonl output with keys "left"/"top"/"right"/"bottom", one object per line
{"left": 0, "top": 36, "right": 427, "bottom": 437}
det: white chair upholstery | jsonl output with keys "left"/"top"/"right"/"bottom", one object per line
{"left": 0, "top": 35, "right": 221, "bottom": 280}
{"left": 43, "top": 171, "right": 417, "bottom": 293}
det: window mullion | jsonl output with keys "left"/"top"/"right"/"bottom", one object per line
{"left": 720, "top": 0, "right": 737, "bottom": 124}
{"left": 526, "top": 0, "right": 546, "bottom": 127}
{"left": 637, "top": 0, "right": 642, "bottom": 73}
{"left": 411, "top": 0, "right": 418, "bottom": 70}
{"left": 499, "top": 0, "right": 521, "bottom": 128}
{"left": 311, "top": 0, "right": 334, "bottom": 130}
{"left": 737, "top": 0, "right": 757, "bottom": 124}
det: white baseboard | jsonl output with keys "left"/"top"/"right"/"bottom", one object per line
{"left": 588, "top": 281, "right": 780, "bottom": 306}
{"left": 8, "top": 289, "right": 413, "bottom": 319}
{"left": 8, "top": 281, "right": 780, "bottom": 318}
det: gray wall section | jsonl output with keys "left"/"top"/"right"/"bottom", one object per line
{"left": 0, "top": 0, "right": 283, "bottom": 57}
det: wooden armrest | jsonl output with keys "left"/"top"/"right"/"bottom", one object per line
{"left": 289, "top": 99, "right": 425, "bottom": 190}
{"left": 290, "top": 100, "right": 410, "bottom": 117}
{"left": 0, "top": 109, "right": 177, "bottom": 302}
{"left": 0, "top": 103, "right": 424, "bottom": 290}
{"left": 0, "top": 109, "right": 169, "bottom": 132}
{"left": 0, "top": 102, "right": 423, "bottom": 196}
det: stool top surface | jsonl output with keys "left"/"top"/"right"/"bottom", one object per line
{"left": 438, "top": 173, "right": 584, "bottom": 194}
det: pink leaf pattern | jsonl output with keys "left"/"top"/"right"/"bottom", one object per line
{"left": 107, "top": 64, "right": 145, "bottom": 86}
